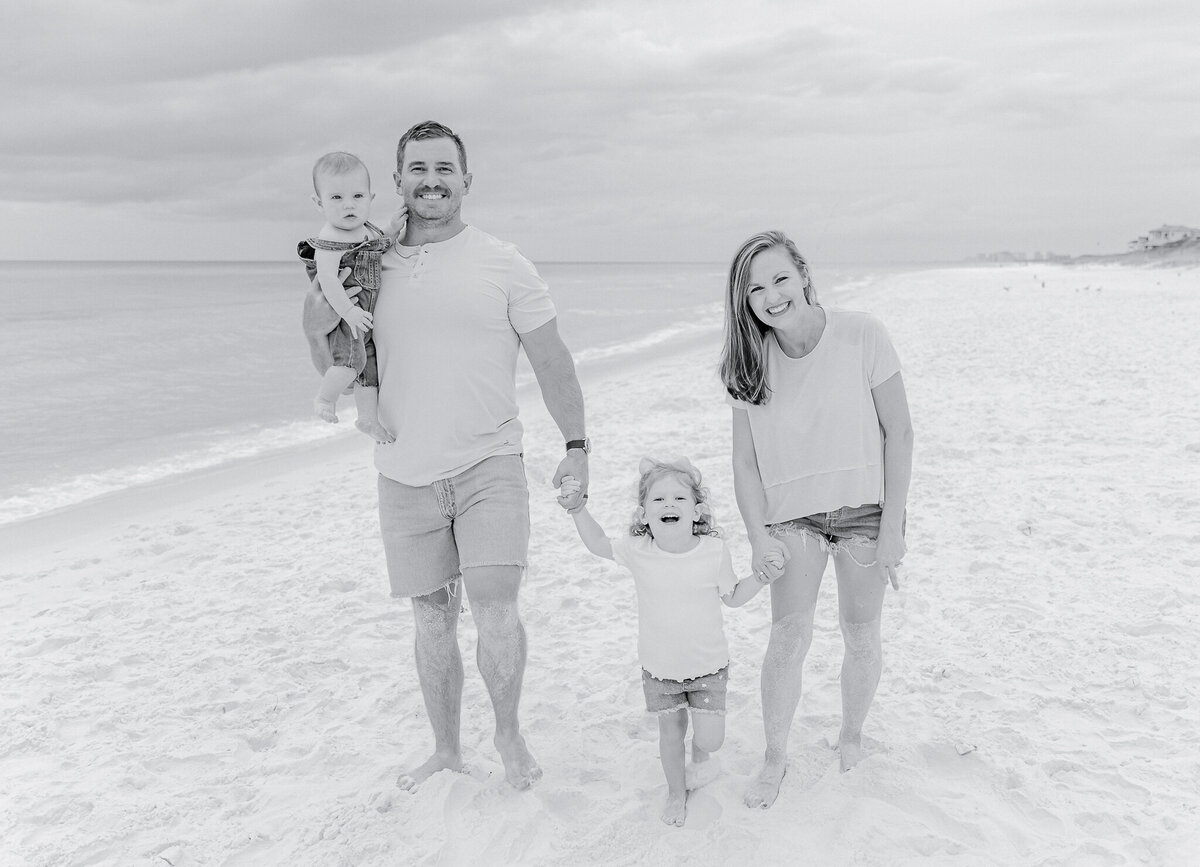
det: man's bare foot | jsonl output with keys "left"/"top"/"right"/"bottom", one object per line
{"left": 315, "top": 398, "right": 339, "bottom": 423}
{"left": 662, "top": 790, "right": 687, "bottom": 827}
{"left": 685, "top": 755, "right": 722, "bottom": 790}
{"left": 396, "top": 752, "right": 463, "bottom": 792}
{"left": 743, "top": 760, "right": 787, "bottom": 808}
{"left": 839, "top": 734, "right": 864, "bottom": 772}
{"left": 355, "top": 418, "right": 395, "bottom": 443}
{"left": 495, "top": 732, "right": 542, "bottom": 790}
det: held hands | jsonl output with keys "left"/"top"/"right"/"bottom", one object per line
{"left": 752, "top": 540, "right": 790, "bottom": 583}
{"left": 556, "top": 474, "right": 587, "bottom": 514}
{"left": 758, "top": 549, "right": 786, "bottom": 584}
{"left": 341, "top": 305, "right": 373, "bottom": 340}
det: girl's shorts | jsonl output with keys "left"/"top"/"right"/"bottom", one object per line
{"left": 641, "top": 665, "right": 728, "bottom": 716}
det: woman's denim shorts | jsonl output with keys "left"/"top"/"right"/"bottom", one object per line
{"left": 377, "top": 455, "right": 529, "bottom": 599}
{"left": 768, "top": 503, "right": 901, "bottom": 566}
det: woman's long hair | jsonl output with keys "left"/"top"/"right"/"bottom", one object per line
{"left": 719, "top": 230, "right": 818, "bottom": 405}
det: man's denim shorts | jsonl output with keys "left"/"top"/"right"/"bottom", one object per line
{"left": 641, "top": 665, "right": 729, "bottom": 716}
{"left": 377, "top": 454, "right": 530, "bottom": 599}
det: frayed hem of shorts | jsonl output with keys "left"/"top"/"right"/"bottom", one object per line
{"left": 642, "top": 666, "right": 728, "bottom": 683}
{"left": 389, "top": 574, "right": 462, "bottom": 600}
{"left": 768, "top": 523, "right": 879, "bottom": 568}
{"left": 647, "top": 706, "right": 726, "bottom": 717}
{"left": 459, "top": 561, "right": 527, "bottom": 572}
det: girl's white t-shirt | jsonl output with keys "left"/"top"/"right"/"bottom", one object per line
{"left": 611, "top": 534, "right": 737, "bottom": 681}
{"left": 731, "top": 308, "right": 901, "bottom": 524}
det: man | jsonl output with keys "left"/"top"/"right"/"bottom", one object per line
{"left": 372, "top": 120, "right": 589, "bottom": 791}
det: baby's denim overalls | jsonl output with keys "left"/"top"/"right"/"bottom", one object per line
{"left": 298, "top": 221, "right": 392, "bottom": 387}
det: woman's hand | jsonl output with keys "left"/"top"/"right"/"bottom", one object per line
{"left": 874, "top": 525, "right": 906, "bottom": 589}
{"left": 752, "top": 538, "right": 790, "bottom": 582}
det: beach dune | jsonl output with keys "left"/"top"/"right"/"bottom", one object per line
{"left": 3, "top": 264, "right": 1199, "bottom": 866}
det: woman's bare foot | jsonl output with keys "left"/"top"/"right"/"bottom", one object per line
{"left": 839, "top": 734, "right": 864, "bottom": 772}
{"left": 662, "top": 790, "right": 687, "bottom": 827}
{"left": 495, "top": 732, "right": 542, "bottom": 790}
{"left": 685, "top": 755, "right": 722, "bottom": 790}
{"left": 355, "top": 418, "right": 395, "bottom": 443}
{"left": 396, "top": 751, "right": 462, "bottom": 792}
{"left": 743, "top": 760, "right": 787, "bottom": 808}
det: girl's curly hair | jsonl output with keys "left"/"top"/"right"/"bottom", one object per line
{"left": 629, "top": 457, "right": 721, "bottom": 538}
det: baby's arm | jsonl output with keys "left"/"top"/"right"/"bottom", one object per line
{"left": 381, "top": 205, "right": 408, "bottom": 239}
{"left": 558, "top": 477, "right": 614, "bottom": 560}
{"left": 314, "top": 247, "right": 371, "bottom": 338}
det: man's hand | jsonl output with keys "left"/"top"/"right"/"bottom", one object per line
{"left": 342, "top": 305, "right": 372, "bottom": 340}
{"left": 554, "top": 453, "right": 588, "bottom": 512}
{"left": 557, "top": 476, "right": 583, "bottom": 512}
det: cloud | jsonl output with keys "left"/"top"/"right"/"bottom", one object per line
{"left": 0, "top": 0, "right": 1198, "bottom": 262}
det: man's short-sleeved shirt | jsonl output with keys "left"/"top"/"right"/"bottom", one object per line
{"left": 729, "top": 308, "right": 901, "bottom": 523}
{"left": 612, "top": 534, "right": 738, "bottom": 681}
{"left": 372, "top": 226, "right": 556, "bottom": 485}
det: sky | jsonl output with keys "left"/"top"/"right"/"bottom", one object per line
{"left": 1, "top": 0, "right": 1197, "bottom": 264}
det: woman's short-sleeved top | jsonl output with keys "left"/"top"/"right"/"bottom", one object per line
{"left": 730, "top": 308, "right": 901, "bottom": 524}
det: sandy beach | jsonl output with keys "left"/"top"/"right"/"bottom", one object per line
{"left": 3, "top": 263, "right": 1199, "bottom": 866}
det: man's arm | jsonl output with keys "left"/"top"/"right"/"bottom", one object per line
{"left": 519, "top": 317, "right": 588, "bottom": 507}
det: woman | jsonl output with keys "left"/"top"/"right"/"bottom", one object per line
{"left": 720, "top": 231, "right": 913, "bottom": 808}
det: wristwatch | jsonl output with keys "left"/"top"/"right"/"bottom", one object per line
{"left": 565, "top": 437, "right": 591, "bottom": 454}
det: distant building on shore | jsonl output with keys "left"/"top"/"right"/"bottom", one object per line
{"left": 1128, "top": 224, "right": 1199, "bottom": 251}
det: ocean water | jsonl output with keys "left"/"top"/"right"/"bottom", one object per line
{"left": 0, "top": 258, "right": 892, "bottom": 525}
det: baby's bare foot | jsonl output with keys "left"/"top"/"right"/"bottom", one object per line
{"left": 315, "top": 398, "right": 339, "bottom": 423}
{"left": 396, "top": 752, "right": 462, "bottom": 792}
{"left": 744, "top": 760, "right": 787, "bottom": 809}
{"left": 495, "top": 732, "right": 542, "bottom": 790}
{"left": 355, "top": 418, "right": 395, "bottom": 444}
{"left": 662, "top": 790, "right": 687, "bottom": 827}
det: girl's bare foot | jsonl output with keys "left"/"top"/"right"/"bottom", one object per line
{"left": 396, "top": 751, "right": 463, "bottom": 792}
{"left": 744, "top": 760, "right": 787, "bottom": 808}
{"left": 662, "top": 790, "right": 687, "bottom": 827}
{"left": 495, "top": 732, "right": 542, "bottom": 790}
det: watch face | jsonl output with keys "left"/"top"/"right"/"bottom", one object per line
{"left": 567, "top": 438, "right": 590, "bottom": 453}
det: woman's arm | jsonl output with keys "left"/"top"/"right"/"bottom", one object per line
{"left": 871, "top": 371, "right": 913, "bottom": 588}
{"left": 732, "top": 407, "right": 789, "bottom": 579}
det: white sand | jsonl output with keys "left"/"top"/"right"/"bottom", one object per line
{"left": 3, "top": 264, "right": 1199, "bottom": 866}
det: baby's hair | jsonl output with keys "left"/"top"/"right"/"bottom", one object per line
{"left": 629, "top": 458, "right": 721, "bottom": 539}
{"left": 312, "top": 151, "right": 370, "bottom": 195}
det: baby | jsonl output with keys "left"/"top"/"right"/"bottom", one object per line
{"left": 298, "top": 151, "right": 406, "bottom": 442}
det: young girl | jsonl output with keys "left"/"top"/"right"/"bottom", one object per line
{"left": 558, "top": 458, "right": 781, "bottom": 827}
{"left": 298, "top": 151, "right": 406, "bottom": 442}
{"left": 720, "top": 230, "right": 913, "bottom": 807}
